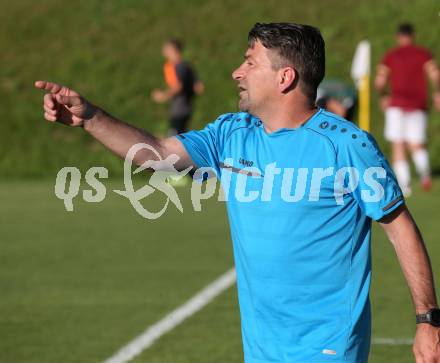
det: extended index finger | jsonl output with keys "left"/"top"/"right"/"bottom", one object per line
{"left": 34, "top": 80, "right": 64, "bottom": 93}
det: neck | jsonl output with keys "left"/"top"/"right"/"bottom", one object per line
{"left": 398, "top": 38, "right": 413, "bottom": 47}
{"left": 168, "top": 56, "right": 182, "bottom": 64}
{"left": 257, "top": 96, "right": 318, "bottom": 133}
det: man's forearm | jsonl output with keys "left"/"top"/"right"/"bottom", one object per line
{"left": 374, "top": 79, "right": 387, "bottom": 95}
{"left": 83, "top": 108, "right": 164, "bottom": 166}
{"left": 394, "top": 228, "right": 438, "bottom": 313}
{"left": 425, "top": 61, "right": 440, "bottom": 92}
{"left": 382, "top": 208, "right": 438, "bottom": 313}
{"left": 374, "top": 64, "right": 389, "bottom": 94}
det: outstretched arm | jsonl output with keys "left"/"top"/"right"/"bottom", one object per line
{"left": 34, "top": 80, "right": 193, "bottom": 170}
{"left": 379, "top": 205, "right": 440, "bottom": 362}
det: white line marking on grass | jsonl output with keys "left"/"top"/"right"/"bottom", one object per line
{"left": 103, "top": 268, "right": 237, "bottom": 363}
{"left": 372, "top": 338, "right": 414, "bottom": 345}
{"left": 103, "top": 266, "right": 413, "bottom": 362}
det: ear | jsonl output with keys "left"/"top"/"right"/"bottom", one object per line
{"left": 278, "top": 67, "right": 297, "bottom": 92}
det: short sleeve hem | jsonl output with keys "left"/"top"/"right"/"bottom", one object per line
{"left": 372, "top": 195, "right": 405, "bottom": 221}
{"left": 175, "top": 134, "right": 207, "bottom": 169}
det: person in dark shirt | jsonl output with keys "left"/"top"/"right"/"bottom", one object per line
{"left": 152, "top": 39, "right": 204, "bottom": 135}
{"left": 316, "top": 79, "right": 358, "bottom": 121}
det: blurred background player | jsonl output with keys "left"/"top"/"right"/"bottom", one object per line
{"left": 375, "top": 22, "right": 440, "bottom": 196}
{"left": 316, "top": 79, "right": 358, "bottom": 121}
{"left": 151, "top": 39, "right": 204, "bottom": 136}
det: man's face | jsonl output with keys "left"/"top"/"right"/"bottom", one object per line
{"left": 396, "top": 34, "right": 413, "bottom": 46}
{"left": 232, "top": 41, "right": 280, "bottom": 113}
{"left": 162, "top": 43, "right": 179, "bottom": 62}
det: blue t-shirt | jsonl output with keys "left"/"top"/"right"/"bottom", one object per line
{"left": 177, "top": 109, "right": 404, "bottom": 363}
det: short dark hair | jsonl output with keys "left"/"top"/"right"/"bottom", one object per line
{"left": 397, "top": 23, "right": 414, "bottom": 36}
{"left": 248, "top": 22, "right": 325, "bottom": 102}
{"left": 166, "top": 39, "right": 184, "bottom": 52}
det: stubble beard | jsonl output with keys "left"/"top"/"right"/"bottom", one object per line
{"left": 238, "top": 93, "right": 251, "bottom": 112}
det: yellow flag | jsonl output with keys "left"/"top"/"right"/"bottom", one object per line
{"left": 351, "top": 41, "right": 371, "bottom": 131}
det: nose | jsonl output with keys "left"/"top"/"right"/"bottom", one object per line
{"left": 232, "top": 64, "right": 245, "bottom": 81}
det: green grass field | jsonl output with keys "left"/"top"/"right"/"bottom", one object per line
{"left": 0, "top": 178, "right": 439, "bottom": 363}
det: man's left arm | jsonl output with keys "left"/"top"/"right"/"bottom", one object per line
{"left": 424, "top": 59, "right": 440, "bottom": 110}
{"left": 379, "top": 205, "right": 440, "bottom": 362}
{"left": 374, "top": 64, "right": 391, "bottom": 110}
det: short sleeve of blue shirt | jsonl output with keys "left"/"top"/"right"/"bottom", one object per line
{"left": 175, "top": 113, "right": 234, "bottom": 176}
{"left": 337, "top": 130, "right": 404, "bottom": 221}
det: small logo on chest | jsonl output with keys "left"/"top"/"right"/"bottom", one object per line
{"left": 239, "top": 157, "right": 254, "bottom": 167}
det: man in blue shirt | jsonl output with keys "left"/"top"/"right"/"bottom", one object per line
{"left": 178, "top": 108, "right": 402, "bottom": 362}
{"left": 35, "top": 22, "right": 440, "bottom": 363}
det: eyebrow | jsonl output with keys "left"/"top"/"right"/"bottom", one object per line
{"left": 244, "top": 54, "right": 253, "bottom": 60}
